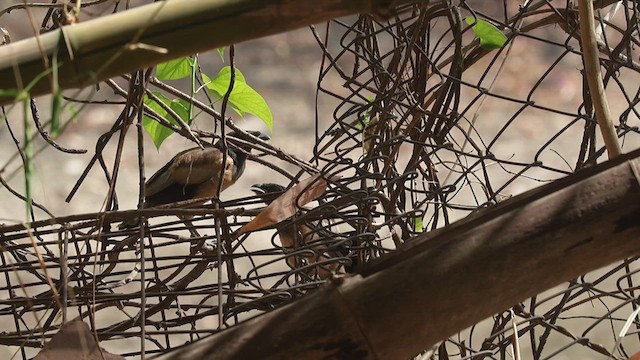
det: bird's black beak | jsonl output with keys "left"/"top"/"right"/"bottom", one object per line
{"left": 224, "top": 130, "right": 270, "bottom": 152}
{"left": 251, "top": 183, "right": 286, "bottom": 203}
{"left": 236, "top": 130, "right": 269, "bottom": 141}
{"left": 246, "top": 130, "right": 270, "bottom": 141}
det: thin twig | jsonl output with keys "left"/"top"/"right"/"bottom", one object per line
{"left": 578, "top": 0, "right": 622, "bottom": 159}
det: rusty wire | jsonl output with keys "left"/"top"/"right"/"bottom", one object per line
{"left": 1, "top": 0, "right": 640, "bottom": 359}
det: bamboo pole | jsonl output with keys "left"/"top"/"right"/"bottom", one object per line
{"left": 0, "top": 0, "right": 420, "bottom": 105}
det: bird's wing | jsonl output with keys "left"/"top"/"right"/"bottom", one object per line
{"left": 145, "top": 147, "right": 226, "bottom": 197}
{"left": 144, "top": 161, "right": 174, "bottom": 198}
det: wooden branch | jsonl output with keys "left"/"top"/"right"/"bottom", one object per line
{"left": 579, "top": 0, "right": 622, "bottom": 159}
{"left": 0, "top": 0, "right": 422, "bottom": 105}
{"left": 153, "top": 148, "right": 640, "bottom": 360}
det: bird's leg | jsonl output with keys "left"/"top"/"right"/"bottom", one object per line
{"left": 183, "top": 219, "right": 201, "bottom": 238}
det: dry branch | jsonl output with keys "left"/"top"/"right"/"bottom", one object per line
{"left": 154, "top": 148, "right": 640, "bottom": 360}
{"left": 578, "top": 0, "right": 622, "bottom": 159}
{"left": 33, "top": 319, "right": 125, "bottom": 360}
{"left": 235, "top": 174, "right": 328, "bottom": 236}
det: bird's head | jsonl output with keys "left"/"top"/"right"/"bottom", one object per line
{"left": 251, "top": 183, "right": 286, "bottom": 204}
{"left": 241, "top": 130, "right": 270, "bottom": 141}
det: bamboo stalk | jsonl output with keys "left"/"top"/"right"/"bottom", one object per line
{"left": 0, "top": 0, "right": 420, "bottom": 105}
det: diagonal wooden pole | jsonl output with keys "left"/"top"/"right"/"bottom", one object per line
{"left": 153, "top": 148, "right": 640, "bottom": 360}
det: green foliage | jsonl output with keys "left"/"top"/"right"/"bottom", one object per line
{"left": 357, "top": 97, "right": 375, "bottom": 130}
{"left": 143, "top": 92, "right": 192, "bottom": 149}
{"left": 465, "top": 16, "right": 507, "bottom": 50}
{"left": 50, "top": 91, "right": 61, "bottom": 138}
{"left": 413, "top": 216, "right": 423, "bottom": 233}
{"left": 145, "top": 58, "right": 273, "bottom": 147}
{"left": 0, "top": 88, "right": 32, "bottom": 103}
{"left": 50, "top": 48, "right": 61, "bottom": 137}
{"left": 0, "top": 63, "right": 56, "bottom": 103}
{"left": 156, "top": 57, "right": 195, "bottom": 80}
{"left": 204, "top": 67, "right": 273, "bottom": 131}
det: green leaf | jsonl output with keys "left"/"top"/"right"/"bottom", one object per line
{"left": 217, "top": 47, "right": 225, "bottom": 60}
{"left": 174, "top": 98, "right": 203, "bottom": 122}
{"left": 50, "top": 91, "right": 61, "bottom": 137}
{"left": 205, "top": 66, "right": 246, "bottom": 87}
{"left": 170, "top": 99, "right": 190, "bottom": 124}
{"left": 205, "top": 67, "right": 273, "bottom": 131}
{"left": 465, "top": 16, "right": 507, "bottom": 50}
{"left": 156, "top": 57, "right": 194, "bottom": 80}
{"left": 0, "top": 89, "right": 20, "bottom": 98}
{"left": 413, "top": 216, "right": 423, "bottom": 233}
{"left": 0, "top": 88, "right": 28, "bottom": 102}
{"left": 357, "top": 97, "right": 376, "bottom": 130}
{"left": 143, "top": 92, "right": 192, "bottom": 148}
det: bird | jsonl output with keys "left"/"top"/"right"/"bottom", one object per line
{"left": 119, "top": 130, "right": 268, "bottom": 230}
{"left": 144, "top": 130, "right": 269, "bottom": 208}
{"left": 251, "top": 183, "right": 352, "bottom": 279}
{"left": 113, "top": 130, "right": 268, "bottom": 270}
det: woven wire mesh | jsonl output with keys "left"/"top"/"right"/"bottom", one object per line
{"left": 1, "top": 0, "right": 640, "bottom": 359}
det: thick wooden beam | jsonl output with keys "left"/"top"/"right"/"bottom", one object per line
{"left": 0, "top": 0, "right": 422, "bottom": 105}
{"left": 153, "top": 148, "right": 640, "bottom": 359}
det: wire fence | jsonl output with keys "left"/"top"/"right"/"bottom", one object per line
{"left": 1, "top": 0, "right": 640, "bottom": 359}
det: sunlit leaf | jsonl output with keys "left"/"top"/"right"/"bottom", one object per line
{"left": 156, "top": 57, "right": 194, "bottom": 80}
{"left": 205, "top": 67, "right": 273, "bottom": 131}
{"left": 170, "top": 99, "right": 190, "bottom": 123}
{"left": 357, "top": 97, "right": 375, "bottom": 130}
{"left": 465, "top": 17, "right": 507, "bottom": 50}
{"left": 413, "top": 216, "right": 423, "bottom": 232}
{"left": 204, "top": 66, "right": 246, "bottom": 87}
{"left": 143, "top": 92, "right": 191, "bottom": 148}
